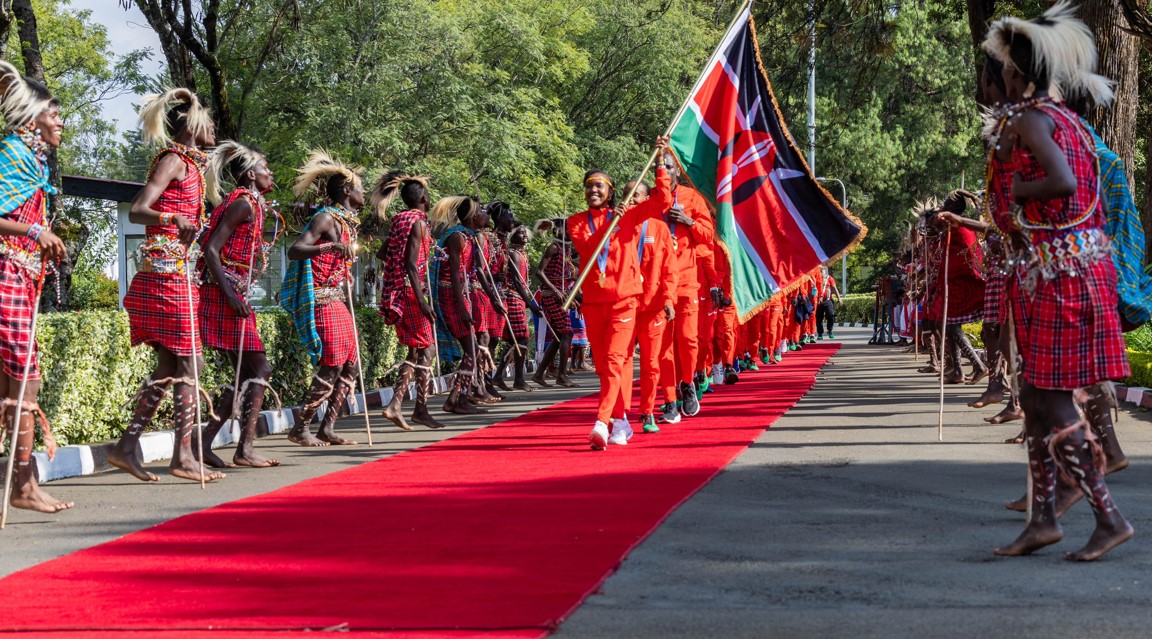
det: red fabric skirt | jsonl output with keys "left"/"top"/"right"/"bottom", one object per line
{"left": 198, "top": 283, "right": 264, "bottom": 352}
{"left": 503, "top": 294, "right": 530, "bottom": 341}
{"left": 0, "top": 259, "right": 39, "bottom": 380}
{"left": 540, "top": 292, "right": 572, "bottom": 336}
{"left": 125, "top": 272, "right": 201, "bottom": 356}
{"left": 438, "top": 282, "right": 473, "bottom": 340}
{"left": 471, "top": 288, "right": 502, "bottom": 336}
{"left": 395, "top": 288, "right": 434, "bottom": 349}
{"left": 316, "top": 300, "right": 359, "bottom": 367}
{"left": 1010, "top": 258, "right": 1129, "bottom": 390}
{"left": 983, "top": 269, "right": 1005, "bottom": 326}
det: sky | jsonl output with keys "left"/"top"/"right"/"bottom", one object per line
{"left": 69, "top": 0, "right": 165, "bottom": 133}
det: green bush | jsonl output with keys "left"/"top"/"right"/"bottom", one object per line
{"left": 69, "top": 269, "right": 120, "bottom": 310}
{"left": 1124, "top": 350, "right": 1152, "bottom": 389}
{"left": 36, "top": 307, "right": 405, "bottom": 446}
{"left": 838, "top": 293, "right": 876, "bottom": 324}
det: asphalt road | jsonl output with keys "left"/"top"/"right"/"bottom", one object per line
{"left": 556, "top": 327, "right": 1152, "bottom": 638}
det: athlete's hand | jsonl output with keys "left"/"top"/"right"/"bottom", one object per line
{"left": 654, "top": 136, "right": 670, "bottom": 156}
{"left": 664, "top": 305, "right": 676, "bottom": 322}
{"left": 710, "top": 287, "right": 723, "bottom": 308}
{"left": 35, "top": 230, "right": 66, "bottom": 262}
{"left": 227, "top": 293, "right": 252, "bottom": 318}
{"left": 667, "top": 205, "right": 693, "bottom": 227}
{"left": 174, "top": 215, "right": 198, "bottom": 245}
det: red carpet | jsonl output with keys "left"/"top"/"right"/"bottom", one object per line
{"left": 0, "top": 344, "right": 837, "bottom": 637}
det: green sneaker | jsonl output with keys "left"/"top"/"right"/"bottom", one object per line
{"left": 774, "top": 353, "right": 783, "bottom": 362}
{"left": 816, "top": 334, "right": 824, "bottom": 340}
{"left": 743, "top": 357, "right": 759, "bottom": 371}
{"left": 788, "top": 343, "right": 798, "bottom": 351}
{"left": 828, "top": 332, "right": 836, "bottom": 339}
{"left": 642, "top": 414, "right": 660, "bottom": 433}
{"left": 697, "top": 376, "right": 710, "bottom": 399}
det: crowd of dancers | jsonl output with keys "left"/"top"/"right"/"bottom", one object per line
{"left": 896, "top": 2, "right": 1148, "bottom": 561}
{"left": 0, "top": 63, "right": 844, "bottom": 516}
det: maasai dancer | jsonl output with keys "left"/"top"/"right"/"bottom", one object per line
{"left": 283, "top": 150, "right": 364, "bottom": 446}
{"left": 815, "top": 266, "right": 843, "bottom": 340}
{"left": 925, "top": 199, "right": 988, "bottom": 385}
{"left": 489, "top": 204, "right": 540, "bottom": 392}
{"left": 0, "top": 62, "right": 71, "bottom": 512}
{"left": 646, "top": 150, "right": 714, "bottom": 418}
{"left": 195, "top": 141, "right": 281, "bottom": 468}
{"left": 433, "top": 195, "right": 500, "bottom": 414}
{"left": 622, "top": 178, "right": 676, "bottom": 433}
{"left": 570, "top": 137, "right": 672, "bottom": 450}
{"left": 473, "top": 217, "right": 505, "bottom": 403}
{"left": 532, "top": 219, "right": 577, "bottom": 388}
{"left": 373, "top": 171, "right": 445, "bottom": 431}
{"left": 110, "top": 89, "right": 223, "bottom": 483}
{"left": 983, "top": 2, "right": 1132, "bottom": 560}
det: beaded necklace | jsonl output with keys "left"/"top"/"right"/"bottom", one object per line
{"left": 15, "top": 126, "right": 49, "bottom": 164}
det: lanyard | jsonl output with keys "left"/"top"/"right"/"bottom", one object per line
{"left": 588, "top": 208, "right": 614, "bottom": 286}
{"left": 637, "top": 220, "right": 649, "bottom": 263}
{"left": 665, "top": 191, "right": 680, "bottom": 250}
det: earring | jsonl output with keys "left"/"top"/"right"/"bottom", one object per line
{"left": 1023, "top": 82, "right": 1036, "bottom": 99}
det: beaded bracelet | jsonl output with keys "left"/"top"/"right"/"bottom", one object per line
{"left": 26, "top": 223, "right": 44, "bottom": 241}
{"left": 159, "top": 212, "right": 175, "bottom": 226}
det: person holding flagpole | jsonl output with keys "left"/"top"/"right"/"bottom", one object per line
{"left": 570, "top": 137, "right": 672, "bottom": 450}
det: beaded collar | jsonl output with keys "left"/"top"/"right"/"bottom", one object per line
{"left": 15, "top": 126, "right": 49, "bottom": 164}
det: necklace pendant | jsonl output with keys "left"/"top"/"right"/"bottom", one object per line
{"left": 598, "top": 271, "right": 606, "bottom": 287}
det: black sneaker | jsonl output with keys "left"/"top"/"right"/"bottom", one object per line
{"left": 658, "top": 402, "right": 681, "bottom": 424}
{"left": 680, "top": 381, "right": 700, "bottom": 417}
{"left": 724, "top": 366, "right": 739, "bottom": 385}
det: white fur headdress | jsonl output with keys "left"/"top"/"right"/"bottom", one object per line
{"left": 981, "top": 1, "right": 1113, "bottom": 106}
{"left": 292, "top": 149, "right": 363, "bottom": 201}
{"left": 0, "top": 61, "right": 55, "bottom": 132}
{"left": 138, "top": 88, "right": 214, "bottom": 147}
{"left": 369, "top": 171, "right": 430, "bottom": 220}
{"left": 428, "top": 195, "right": 478, "bottom": 231}
{"left": 206, "top": 140, "right": 266, "bottom": 204}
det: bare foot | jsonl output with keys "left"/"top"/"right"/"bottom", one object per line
{"left": 556, "top": 376, "right": 579, "bottom": 388}
{"left": 412, "top": 408, "right": 447, "bottom": 430}
{"left": 107, "top": 446, "right": 159, "bottom": 482}
{"left": 1003, "top": 494, "right": 1027, "bottom": 513}
{"left": 492, "top": 377, "right": 512, "bottom": 392}
{"left": 9, "top": 484, "right": 73, "bottom": 513}
{"left": 965, "top": 367, "right": 990, "bottom": 386}
{"left": 317, "top": 431, "right": 358, "bottom": 445}
{"left": 531, "top": 374, "right": 552, "bottom": 388}
{"left": 986, "top": 406, "right": 1023, "bottom": 425}
{"left": 512, "top": 381, "right": 534, "bottom": 392}
{"left": 917, "top": 366, "right": 938, "bottom": 374}
{"left": 287, "top": 429, "right": 329, "bottom": 447}
{"left": 994, "top": 522, "right": 1063, "bottom": 556}
{"left": 193, "top": 444, "right": 237, "bottom": 469}
{"left": 381, "top": 403, "right": 415, "bottom": 431}
{"left": 944, "top": 373, "right": 965, "bottom": 385}
{"left": 169, "top": 460, "right": 226, "bottom": 482}
{"left": 1107, "top": 456, "right": 1130, "bottom": 475}
{"left": 1003, "top": 429, "right": 1025, "bottom": 444}
{"left": 1065, "top": 517, "right": 1133, "bottom": 562}
{"left": 233, "top": 452, "right": 281, "bottom": 468}
{"left": 444, "top": 398, "right": 485, "bottom": 415}
{"left": 968, "top": 389, "right": 1004, "bottom": 409}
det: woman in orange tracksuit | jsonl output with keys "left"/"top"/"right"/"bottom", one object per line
{"left": 568, "top": 138, "right": 671, "bottom": 450}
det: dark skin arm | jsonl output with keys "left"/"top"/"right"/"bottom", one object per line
{"left": 286, "top": 212, "right": 352, "bottom": 261}
{"left": 535, "top": 244, "right": 564, "bottom": 299}
{"left": 508, "top": 250, "right": 542, "bottom": 314}
{"left": 935, "top": 211, "right": 989, "bottom": 233}
{"left": 0, "top": 215, "right": 66, "bottom": 262}
{"left": 447, "top": 233, "right": 473, "bottom": 328}
{"left": 203, "top": 194, "right": 256, "bottom": 316}
{"left": 474, "top": 237, "right": 506, "bottom": 316}
{"left": 1009, "top": 110, "right": 1077, "bottom": 203}
{"left": 130, "top": 153, "right": 198, "bottom": 245}
{"left": 405, "top": 219, "right": 434, "bottom": 322}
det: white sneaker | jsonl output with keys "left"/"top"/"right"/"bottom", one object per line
{"left": 589, "top": 421, "right": 609, "bottom": 450}
{"left": 612, "top": 416, "right": 634, "bottom": 442}
{"left": 712, "top": 364, "right": 724, "bottom": 385}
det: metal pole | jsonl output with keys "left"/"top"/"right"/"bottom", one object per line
{"left": 807, "top": 0, "right": 817, "bottom": 170}
{"left": 817, "top": 177, "right": 848, "bottom": 295}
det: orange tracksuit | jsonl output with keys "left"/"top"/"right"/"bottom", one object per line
{"left": 712, "top": 254, "right": 738, "bottom": 366}
{"left": 627, "top": 217, "right": 678, "bottom": 416}
{"left": 804, "top": 269, "right": 823, "bottom": 337}
{"left": 765, "top": 296, "right": 785, "bottom": 356}
{"left": 569, "top": 168, "right": 672, "bottom": 424}
{"left": 696, "top": 244, "right": 720, "bottom": 373}
{"left": 645, "top": 184, "right": 714, "bottom": 387}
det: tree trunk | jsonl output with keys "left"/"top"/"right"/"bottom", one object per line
{"left": 965, "top": 0, "right": 997, "bottom": 106}
{"left": 1080, "top": 0, "right": 1140, "bottom": 187}
{"left": 13, "top": 0, "right": 74, "bottom": 309}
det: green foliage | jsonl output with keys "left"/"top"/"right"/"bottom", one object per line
{"left": 35, "top": 306, "right": 405, "bottom": 446}
{"left": 838, "top": 293, "right": 876, "bottom": 324}
{"left": 69, "top": 268, "right": 120, "bottom": 309}
{"left": 1124, "top": 350, "right": 1152, "bottom": 390}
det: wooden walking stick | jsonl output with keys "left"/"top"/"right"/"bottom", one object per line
{"left": 228, "top": 196, "right": 267, "bottom": 421}
{"left": 937, "top": 226, "right": 952, "bottom": 442}
{"left": 473, "top": 235, "right": 522, "bottom": 358}
{"left": 425, "top": 266, "right": 442, "bottom": 396}
{"left": 345, "top": 274, "right": 374, "bottom": 447}
{"left": 184, "top": 245, "right": 208, "bottom": 489}
{"left": 2, "top": 256, "right": 49, "bottom": 528}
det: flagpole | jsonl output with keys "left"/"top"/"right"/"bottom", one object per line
{"left": 564, "top": 0, "right": 753, "bottom": 310}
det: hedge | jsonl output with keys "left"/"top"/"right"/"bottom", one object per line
{"left": 36, "top": 307, "right": 408, "bottom": 446}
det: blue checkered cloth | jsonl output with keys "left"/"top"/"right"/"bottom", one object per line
{"left": 279, "top": 221, "right": 323, "bottom": 364}
{"left": 0, "top": 134, "right": 55, "bottom": 218}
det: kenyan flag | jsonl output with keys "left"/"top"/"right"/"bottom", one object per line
{"left": 669, "top": 6, "right": 866, "bottom": 321}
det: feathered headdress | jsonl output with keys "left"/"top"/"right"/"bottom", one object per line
{"left": 0, "top": 61, "right": 55, "bottom": 132}
{"left": 428, "top": 195, "right": 478, "bottom": 231}
{"left": 909, "top": 197, "right": 940, "bottom": 221}
{"left": 206, "top": 140, "right": 265, "bottom": 204}
{"left": 138, "top": 88, "right": 214, "bottom": 147}
{"left": 292, "top": 149, "right": 363, "bottom": 201}
{"left": 981, "top": 1, "right": 1113, "bottom": 106}
{"left": 369, "top": 170, "right": 430, "bottom": 220}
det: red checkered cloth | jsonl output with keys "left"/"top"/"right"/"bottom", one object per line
{"left": 437, "top": 232, "right": 475, "bottom": 340}
{"left": 396, "top": 287, "right": 434, "bottom": 349}
{"left": 199, "top": 282, "right": 264, "bottom": 352}
{"left": 928, "top": 226, "right": 985, "bottom": 325}
{"left": 316, "top": 299, "right": 359, "bottom": 366}
{"left": 379, "top": 209, "right": 430, "bottom": 325}
{"left": 1004, "top": 100, "right": 1128, "bottom": 390}
{"left": 540, "top": 242, "right": 574, "bottom": 335}
{"left": 983, "top": 267, "right": 1005, "bottom": 326}
{"left": 540, "top": 292, "right": 571, "bottom": 336}
{"left": 141, "top": 150, "right": 206, "bottom": 256}
{"left": 125, "top": 273, "right": 202, "bottom": 356}
{"left": 503, "top": 293, "right": 529, "bottom": 340}
{"left": 471, "top": 287, "right": 502, "bottom": 335}
{"left": 0, "top": 259, "right": 39, "bottom": 380}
